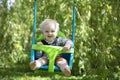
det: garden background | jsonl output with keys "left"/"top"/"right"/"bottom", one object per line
{"left": 0, "top": 0, "right": 120, "bottom": 80}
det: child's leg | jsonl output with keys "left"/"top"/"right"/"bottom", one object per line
{"left": 30, "top": 56, "right": 48, "bottom": 70}
{"left": 55, "top": 56, "right": 71, "bottom": 76}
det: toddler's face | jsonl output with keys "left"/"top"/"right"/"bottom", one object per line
{"left": 42, "top": 24, "right": 58, "bottom": 42}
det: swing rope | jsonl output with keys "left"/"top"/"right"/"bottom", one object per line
{"left": 72, "top": 0, "right": 76, "bottom": 47}
{"left": 31, "top": 0, "right": 37, "bottom": 62}
{"left": 32, "top": 0, "right": 37, "bottom": 44}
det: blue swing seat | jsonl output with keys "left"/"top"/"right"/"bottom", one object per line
{"left": 31, "top": 33, "right": 74, "bottom": 72}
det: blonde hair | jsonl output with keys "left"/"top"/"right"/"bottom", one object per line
{"left": 39, "top": 19, "right": 59, "bottom": 31}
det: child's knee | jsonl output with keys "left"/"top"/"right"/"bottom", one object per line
{"left": 56, "top": 57, "right": 67, "bottom": 66}
{"left": 38, "top": 56, "right": 48, "bottom": 64}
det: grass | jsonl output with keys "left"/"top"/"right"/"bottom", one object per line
{"left": 0, "top": 64, "right": 80, "bottom": 80}
{"left": 1, "top": 63, "right": 119, "bottom": 80}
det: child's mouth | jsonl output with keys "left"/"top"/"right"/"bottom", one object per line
{"left": 48, "top": 36, "right": 52, "bottom": 38}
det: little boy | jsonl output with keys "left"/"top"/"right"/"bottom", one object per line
{"left": 30, "top": 19, "right": 72, "bottom": 76}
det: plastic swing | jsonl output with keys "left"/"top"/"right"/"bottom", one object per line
{"left": 31, "top": 0, "right": 76, "bottom": 72}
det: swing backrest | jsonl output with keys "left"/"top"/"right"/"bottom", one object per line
{"left": 36, "top": 31, "right": 66, "bottom": 42}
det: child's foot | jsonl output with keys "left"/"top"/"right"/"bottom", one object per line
{"left": 61, "top": 66, "right": 71, "bottom": 76}
{"left": 30, "top": 60, "right": 41, "bottom": 70}
{"left": 30, "top": 61, "right": 37, "bottom": 70}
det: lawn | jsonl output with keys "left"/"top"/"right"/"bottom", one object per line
{"left": 1, "top": 63, "right": 119, "bottom": 80}
{"left": 0, "top": 64, "right": 81, "bottom": 80}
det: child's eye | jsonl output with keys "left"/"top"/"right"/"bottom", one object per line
{"left": 51, "top": 30, "right": 55, "bottom": 32}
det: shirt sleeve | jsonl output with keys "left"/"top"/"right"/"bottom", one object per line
{"left": 57, "top": 37, "right": 73, "bottom": 46}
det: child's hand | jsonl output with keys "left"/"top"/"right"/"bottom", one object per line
{"left": 37, "top": 42, "right": 43, "bottom": 46}
{"left": 63, "top": 41, "right": 72, "bottom": 52}
{"left": 63, "top": 45, "right": 71, "bottom": 52}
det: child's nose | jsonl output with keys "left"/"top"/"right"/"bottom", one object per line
{"left": 48, "top": 32, "right": 52, "bottom": 35}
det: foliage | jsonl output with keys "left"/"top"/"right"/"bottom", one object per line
{"left": 0, "top": 0, "right": 33, "bottom": 65}
{"left": 0, "top": 65, "right": 95, "bottom": 80}
{"left": 0, "top": 0, "right": 120, "bottom": 79}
